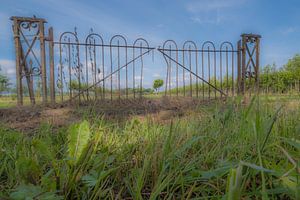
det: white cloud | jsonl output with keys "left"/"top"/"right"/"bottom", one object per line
{"left": 280, "top": 27, "right": 297, "bottom": 35}
{"left": 191, "top": 16, "right": 222, "bottom": 25}
{"left": 0, "top": 59, "right": 16, "bottom": 76}
{"left": 134, "top": 75, "right": 141, "bottom": 80}
{"left": 186, "top": 0, "right": 247, "bottom": 25}
{"left": 186, "top": 0, "right": 247, "bottom": 13}
{"left": 152, "top": 73, "right": 161, "bottom": 78}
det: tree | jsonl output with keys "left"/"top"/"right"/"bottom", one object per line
{"left": 260, "top": 60, "right": 299, "bottom": 93}
{"left": 284, "top": 54, "right": 300, "bottom": 91}
{"left": 0, "top": 66, "right": 10, "bottom": 96}
{"left": 153, "top": 79, "right": 164, "bottom": 93}
{"left": 285, "top": 54, "right": 300, "bottom": 76}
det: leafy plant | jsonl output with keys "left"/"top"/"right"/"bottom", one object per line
{"left": 153, "top": 79, "right": 164, "bottom": 93}
{"left": 67, "top": 120, "right": 91, "bottom": 165}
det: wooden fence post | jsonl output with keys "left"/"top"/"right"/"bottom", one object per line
{"left": 39, "top": 21, "right": 47, "bottom": 104}
{"left": 48, "top": 27, "right": 55, "bottom": 105}
{"left": 12, "top": 19, "right": 23, "bottom": 105}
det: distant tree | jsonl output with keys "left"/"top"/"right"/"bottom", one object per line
{"left": 285, "top": 54, "right": 300, "bottom": 76}
{"left": 284, "top": 54, "right": 300, "bottom": 91}
{"left": 69, "top": 80, "right": 89, "bottom": 91}
{"left": 0, "top": 66, "right": 10, "bottom": 96}
{"left": 153, "top": 79, "right": 164, "bottom": 93}
{"left": 143, "top": 88, "right": 154, "bottom": 94}
{"left": 260, "top": 61, "right": 298, "bottom": 93}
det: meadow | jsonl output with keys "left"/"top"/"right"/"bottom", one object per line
{"left": 0, "top": 95, "right": 299, "bottom": 199}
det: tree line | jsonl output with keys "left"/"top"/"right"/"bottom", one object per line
{"left": 259, "top": 54, "right": 300, "bottom": 93}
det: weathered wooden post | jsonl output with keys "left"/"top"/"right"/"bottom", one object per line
{"left": 237, "top": 40, "right": 242, "bottom": 95}
{"left": 12, "top": 18, "right": 23, "bottom": 105}
{"left": 255, "top": 36, "right": 261, "bottom": 94}
{"left": 39, "top": 20, "right": 47, "bottom": 104}
{"left": 241, "top": 35, "right": 247, "bottom": 94}
{"left": 48, "top": 27, "right": 55, "bottom": 105}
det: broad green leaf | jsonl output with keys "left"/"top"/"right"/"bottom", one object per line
{"left": 82, "top": 170, "right": 98, "bottom": 187}
{"left": 10, "top": 184, "right": 62, "bottom": 200}
{"left": 67, "top": 120, "right": 91, "bottom": 165}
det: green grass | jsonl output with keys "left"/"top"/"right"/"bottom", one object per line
{"left": 0, "top": 96, "right": 299, "bottom": 199}
{"left": 0, "top": 90, "right": 298, "bottom": 108}
{"left": 0, "top": 96, "right": 44, "bottom": 108}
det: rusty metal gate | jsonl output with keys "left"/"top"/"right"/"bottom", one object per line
{"left": 11, "top": 16, "right": 261, "bottom": 106}
{"left": 11, "top": 16, "right": 155, "bottom": 105}
{"left": 157, "top": 34, "right": 261, "bottom": 100}
{"left": 54, "top": 32, "right": 154, "bottom": 103}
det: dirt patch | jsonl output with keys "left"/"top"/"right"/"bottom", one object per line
{"left": 0, "top": 97, "right": 215, "bottom": 132}
{"left": 76, "top": 97, "right": 213, "bottom": 123}
{"left": 0, "top": 106, "right": 79, "bottom": 132}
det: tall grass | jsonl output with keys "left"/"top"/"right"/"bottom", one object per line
{"left": 0, "top": 97, "right": 299, "bottom": 199}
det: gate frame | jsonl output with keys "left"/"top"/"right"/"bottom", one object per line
{"left": 11, "top": 16, "right": 56, "bottom": 105}
{"left": 239, "top": 34, "right": 261, "bottom": 95}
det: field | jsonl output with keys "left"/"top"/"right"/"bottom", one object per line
{"left": 0, "top": 95, "right": 299, "bottom": 199}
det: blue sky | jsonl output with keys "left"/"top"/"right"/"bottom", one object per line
{"left": 1, "top": 0, "right": 300, "bottom": 87}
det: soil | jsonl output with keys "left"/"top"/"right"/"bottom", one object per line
{"left": 0, "top": 97, "right": 214, "bottom": 132}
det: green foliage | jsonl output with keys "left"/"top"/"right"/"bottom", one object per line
{"left": 260, "top": 63, "right": 297, "bottom": 93}
{"left": 67, "top": 120, "right": 91, "bottom": 165}
{"left": 69, "top": 80, "right": 90, "bottom": 91}
{"left": 285, "top": 54, "right": 300, "bottom": 78}
{"left": 226, "top": 164, "right": 243, "bottom": 200}
{"left": 0, "top": 66, "right": 10, "bottom": 95}
{"left": 153, "top": 79, "right": 164, "bottom": 92}
{"left": 10, "top": 184, "right": 63, "bottom": 200}
{"left": 260, "top": 55, "right": 300, "bottom": 93}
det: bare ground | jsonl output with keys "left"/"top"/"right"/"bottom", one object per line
{"left": 0, "top": 97, "right": 215, "bottom": 132}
